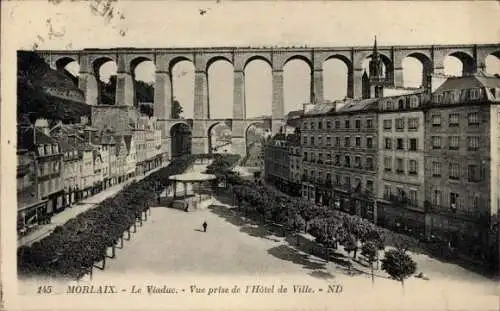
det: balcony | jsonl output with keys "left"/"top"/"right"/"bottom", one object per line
{"left": 429, "top": 203, "right": 489, "bottom": 222}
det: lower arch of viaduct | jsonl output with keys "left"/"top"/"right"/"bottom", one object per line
{"left": 163, "top": 118, "right": 273, "bottom": 156}
{"left": 36, "top": 44, "right": 500, "bottom": 156}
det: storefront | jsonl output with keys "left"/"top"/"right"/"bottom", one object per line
{"left": 17, "top": 200, "right": 49, "bottom": 235}
{"left": 333, "top": 188, "right": 353, "bottom": 214}
{"left": 352, "top": 193, "right": 375, "bottom": 222}
{"left": 46, "top": 190, "right": 65, "bottom": 215}
{"left": 377, "top": 199, "right": 426, "bottom": 240}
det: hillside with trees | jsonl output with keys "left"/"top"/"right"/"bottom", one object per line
{"left": 17, "top": 51, "right": 91, "bottom": 125}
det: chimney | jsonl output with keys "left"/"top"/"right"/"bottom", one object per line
{"left": 34, "top": 118, "right": 50, "bottom": 136}
{"left": 303, "top": 102, "right": 315, "bottom": 113}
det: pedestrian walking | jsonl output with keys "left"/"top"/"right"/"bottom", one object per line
{"left": 202, "top": 221, "right": 207, "bottom": 232}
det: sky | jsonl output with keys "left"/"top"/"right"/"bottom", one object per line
{"left": 4, "top": 0, "right": 500, "bottom": 119}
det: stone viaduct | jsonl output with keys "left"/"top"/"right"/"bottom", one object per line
{"left": 36, "top": 43, "right": 500, "bottom": 155}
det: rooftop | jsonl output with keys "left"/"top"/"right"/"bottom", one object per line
{"left": 434, "top": 72, "right": 500, "bottom": 93}
{"left": 18, "top": 126, "right": 58, "bottom": 150}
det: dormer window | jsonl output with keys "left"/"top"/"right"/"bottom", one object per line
{"left": 38, "top": 146, "right": 44, "bottom": 156}
{"left": 398, "top": 99, "right": 404, "bottom": 110}
{"left": 409, "top": 96, "right": 419, "bottom": 108}
{"left": 385, "top": 101, "right": 393, "bottom": 110}
{"left": 470, "top": 88, "right": 482, "bottom": 100}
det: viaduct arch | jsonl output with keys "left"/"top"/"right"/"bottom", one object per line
{"left": 36, "top": 43, "right": 500, "bottom": 156}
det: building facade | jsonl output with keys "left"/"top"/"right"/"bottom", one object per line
{"left": 264, "top": 133, "right": 291, "bottom": 193}
{"left": 57, "top": 137, "right": 80, "bottom": 208}
{"left": 287, "top": 133, "right": 302, "bottom": 195}
{"left": 26, "top": 121, "right": 65, "bottom": 216}
{"left": 376, "top": 91, "right": 428, "bottom": 239}
{"left": 300, "top": 99, "right": 379, "bottom": 221}
{"left": 424, "top": 73, "right": 500, "bottom": 260}
{"left": 16, "top": 145, "right": 48, "bottom": 234}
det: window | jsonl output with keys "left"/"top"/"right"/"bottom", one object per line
{"left": 385, "top": 101, "right": 394, "bottom": 110}
{"left": 366, "top": 137, "right": 373, "bottom": 149}
{"left": 384, "top": 185, "right": 392, "bottom": 199}
{"left": 326, "top": 136, "right": 331, "bottom": 146}
{"left": 398, "top": 99, "right": 405, "bottom": 110}
{"left": 468, "top": 112, "right": 480, "bottom": 125}
{"left": 409, "top": 190, "right": 418, "bottom": 205}
{"left": 366, "top": 157, "right": 374, "bottom": 170}
{"left": 335, "top": 175, "right": 341, "bottom": 185}
{"left": 383, "top": 119, "right": 392, "bottom": 131}
{"left": 354, "top": 156, "right": 361, "bottom": 168}
{"left": 449, "top": 163, "right": 460, "bottom": 180}
{"left": 303, "top": 136, "right": 308, "bottom": 145}
{"left": 470, "top": 88, "right": 481, "bottom": 100}
{"left": 408, "top": 118, "right": 419, "bottom": 130}
{"left": 432, "top": 162, "right": 442, "bottom": 177}
{"left": 395, "top": 118, "right": 405, "bottom": 130}
{"left": 448, "top": 136, "right": 460, "bottom": 150}
{"left": 310, "top": 122, "right": 315, "bottom": 130}
{"left": 366, "top": 119, "right": 373, "bottom": 129}
{"left": 345, "top": 120, "right": 350, "bottom": 129}
{"left": 472, "top": 195, "right": 479, "bottom": 209}
{"left": 396, "top": 158, "right": 404, "bottom": 174}
{"left": 326, "top": 121, "right": 332, "bottom": 129}
{"left": 397, "top": 138, "right": 404, "bottom": 150}
{"left": 384, "top": 156, "right": 392, "bottom": 172}
{"left": 409, "top": 138, "right": 418, "bottom": 151}
{"left": 384, "top": 138, "right": 392, "bottom": 150}
{"left": 318, "top": 136, "right": 323, "bottom": 146}
{"left": 344, "top": 156, "right": 351, "bottom": 167}
{"left": 363, "top": 180, "right": 373, "bottom": 193}
{"left": 432, "top": 136, "right": 441, "bottom": 149}
{"left": 335, "top": 137, "right": 340, "bottom": 147}
{"left": 410, "top": 96, "right": 419, "bottom": 108}
{"left": 303, "top": 152, "right": 308, "bottom": 161}
{"left": 467, "top": 136, "right": 480, "bottom": 151}
{"left": 355, "top": 136, "right": 361, "bottom": 147}
{"left": 310, "top": 137, "right": 315, "bottom": 145}
{"left": 335, "top": 121, "right": 341, "bottom": 129}
{"left": 468, "top": 164, "right": 481, "bottom": 182}
{"left": 432, "top": 190, "right": 441, "bottom": 206}
{"left": 355, "top": 119, "right": 361, "bottom": 129}
{"left": 431, "top": 114, "right": 441, "bottom": 127}
{"left": 449, "top": 113, "right": 460, "bottom": 127}
{"left": 408, "top": 160, "right": 418, "bottom": 175}
{"left": 334, "top": 155, "right": 340, "bottom": 165}
{"left": 344, "top": 175, "right": 351, "bottom": 187}
{"left": 344, "top": 137, "right": 350, "bottom": 147}
{"left": 450, "top": 192, "right": 459, "bottom": 209}
{"left": 318, "top": 121, "right": 322, "bottom": 129}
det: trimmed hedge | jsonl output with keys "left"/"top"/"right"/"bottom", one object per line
{"left": 18, "top": 155, "right": 196, "bottom": 279}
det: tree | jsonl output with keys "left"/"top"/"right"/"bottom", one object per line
{"left": 381, "top": 249, "right": 417, "bottom": 290}
{"left": 361, "top": 241, "right": 378, "bottom": 285}
{"left": 171, "top": 99, "right": 183, "bottom": 119}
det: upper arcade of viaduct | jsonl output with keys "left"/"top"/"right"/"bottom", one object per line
{"left": 34, "top": 43, "right": 500, "bottom": 155}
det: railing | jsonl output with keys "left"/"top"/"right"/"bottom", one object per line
{"left": 429, "top": 204, "right": 487, "bottom": 221}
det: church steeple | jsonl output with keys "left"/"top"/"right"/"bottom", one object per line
{"left": 373, "top": 36, "right": 378, "bottom": 56}
{"left": 369, "top": 36, "right": 384, "bottom": 80}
